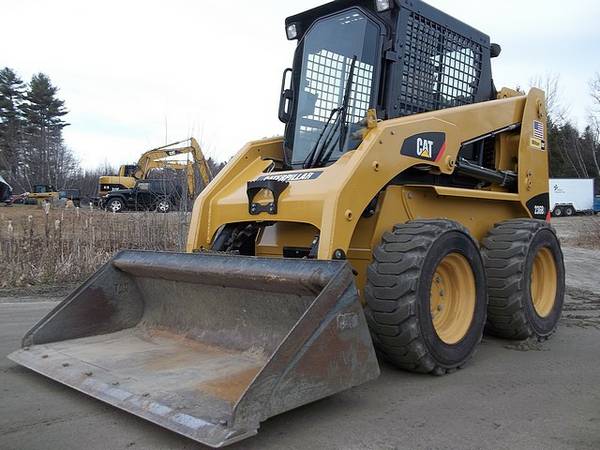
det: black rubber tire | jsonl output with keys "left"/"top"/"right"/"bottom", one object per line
{"left": 156, "top": 198, "right": 171, "bottom": 213}
{"left": 106, "top": 198, "right": 124, "bottom": 213}
{"left": 564, "top": 206, "right": 575, "bottom": 217}
{"left": 365, "top": 220, "right": 488, "bottom": 376}
{"left": 552, "top": 207, "right": 563, "bottom": 217}
{"left": 481, "top": 220, "right": 565, "bottom": 341}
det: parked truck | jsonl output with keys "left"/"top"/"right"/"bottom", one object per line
{"left": 549, "top": 178, "right": 595, "bottom": 217}
{"left": 102, "top": 179, "right": 182, "bottom": 213}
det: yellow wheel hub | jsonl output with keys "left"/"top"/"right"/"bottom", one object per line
{"left": 530, "top": 247, "right": 557, "bottom": 318}
{"left": 430, "top": 253, "right": 476, "bottom": 345}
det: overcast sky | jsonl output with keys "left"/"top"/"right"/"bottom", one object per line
{"left": 2, "top": 0, "right": 599, "bottom": 168}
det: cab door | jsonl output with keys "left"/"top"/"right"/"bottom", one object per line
{"left": 135, "top": 182, "right": 153, "bottom": 210}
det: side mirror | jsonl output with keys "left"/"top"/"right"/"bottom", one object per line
{"left": 278, "top": 68, "right": 294, "bottom": 123}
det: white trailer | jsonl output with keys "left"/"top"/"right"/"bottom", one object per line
{"left": 549, "top": 178, "right": 594, "bottom": 217}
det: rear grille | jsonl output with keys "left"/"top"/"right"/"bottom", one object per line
{"left": 398, "top": 12, "right": 483, "bottom": 116}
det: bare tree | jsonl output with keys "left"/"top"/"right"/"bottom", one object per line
{"left": 530, "top": 73, "right": 570, "bottom": 125}
{"left": 591, "top": 72, "right": 600, "bottom": 110}
{"left": 68, "top": 162, "right": 118, "bottom": 198}
{"left": 587, "top": 73, "right": 600, "bottom": 179}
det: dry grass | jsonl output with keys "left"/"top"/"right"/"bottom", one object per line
{"left": 0, "top": 205, "right": 190, "bottom": 288}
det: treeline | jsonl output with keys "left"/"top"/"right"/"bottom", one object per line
{"left": 0, "top": 67, "right": 76, "bottom": 192}
{"left": 544, "top": 74, "right": 600, "bottom": 191}
{"left": 548, "top": 121, "right": 599, "bottom": 182}
{"left": 0, "top": 67, "right": 224, "bottom": 198}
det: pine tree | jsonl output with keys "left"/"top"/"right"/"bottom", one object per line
{"left": 0, "top": 67, "right": 25, "bottom": 181}
{"left": 20, "top": 73, "right": 75, "bottom": 189}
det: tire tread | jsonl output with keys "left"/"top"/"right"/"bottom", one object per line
{"left": 481, "top": 219, "right": 560, "bottom": 340}
{"left": 365, "top": 220, "right": 482, "bottom": 376}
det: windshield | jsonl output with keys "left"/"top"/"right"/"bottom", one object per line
{"left": 290, "top": 9, "right": 382, "bottom": 166}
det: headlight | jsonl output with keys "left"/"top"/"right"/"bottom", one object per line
{"left": 375, "top": 0, "right": 393, "bottom": 12}
{"left": 286, "top": 23, "right": 298, "bottom": 40}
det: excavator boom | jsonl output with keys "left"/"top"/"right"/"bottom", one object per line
{"left": 98, "top": 138, "right": 213, "bottom": 198}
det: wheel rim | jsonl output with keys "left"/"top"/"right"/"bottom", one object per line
{"left": 530, "top": 247, "right": 557, "bottom": 318}
{"left": 430, "top": 253, "right": 476, "bottom": 345}
{"left": 110, "top": 201, "right": 122, "bottom": 212}
{"left": 158, "top": 201, "right": 169, "bottom": 212}
{"left": 554, "top": 209, "right": 562, "bottom": 217}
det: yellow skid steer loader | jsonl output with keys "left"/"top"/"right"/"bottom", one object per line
{"left": 9, "top": 0, "right": 565, "bottom": 447}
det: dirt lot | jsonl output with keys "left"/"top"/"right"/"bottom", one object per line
{"left": 553, "top": 215, "right": 600, "bottom": 250}
{"left": 0, "top": 217, "right": 599, "bottom": 449}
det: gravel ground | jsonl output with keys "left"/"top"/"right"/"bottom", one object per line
{"left": 0, "top": 217, "right": 598, "bottom": 450}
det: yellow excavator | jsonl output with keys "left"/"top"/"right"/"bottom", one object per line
{"left": 10, "top": 1, "right": 565, "bottom": 447}
{"left": 98, "top": 137, "right": 213, "bottom": 198}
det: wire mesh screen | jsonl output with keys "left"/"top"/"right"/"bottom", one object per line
{"left": 398, "top": 12, "right": 483, "bottom": 116}
{"left": 303, "top": 50, "right": 374, "bottom": 126}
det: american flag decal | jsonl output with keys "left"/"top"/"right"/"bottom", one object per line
{"left": 533, "top": 120, "right": 545, "bottom": 140}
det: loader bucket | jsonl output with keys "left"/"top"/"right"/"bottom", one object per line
{"left": 8, "top": 251, "right": 379, "bottom": 447}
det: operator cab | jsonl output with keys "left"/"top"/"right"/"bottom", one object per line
{"left": 121, "top": 165, "right": 138, "bottom": 178}
{"left": 280, "top": 0, "right": 497, "bottom": 170}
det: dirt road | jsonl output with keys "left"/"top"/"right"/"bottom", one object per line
{"left": 1, "top": 221, "right": 599, "bottom": 449}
